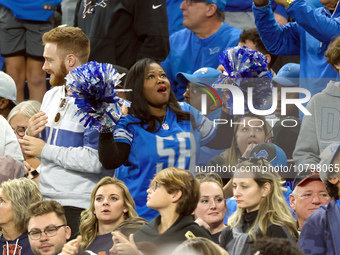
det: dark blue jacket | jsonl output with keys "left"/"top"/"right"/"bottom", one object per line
{"left": 299, "top": 199, "right": 340, "bottom": 255}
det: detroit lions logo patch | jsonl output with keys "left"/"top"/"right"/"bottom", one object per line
{"left": 254, "top": 150, "right": 269, "bottom": 159}
{"left": 209, "top": 47, "right": 220, "bottom": 55}
{"left": 82, "top": 0, "right": 108, "bottom": 18}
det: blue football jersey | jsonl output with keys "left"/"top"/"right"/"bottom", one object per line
{"left": 114, "top": 102, "right": 215, "bottom": 220}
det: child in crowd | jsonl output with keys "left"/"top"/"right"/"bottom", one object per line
{"left": 133, "top": 167, "right": 212, "bottom": 246}
{"left": 108, "top": 167, "right": 212, "bottom": 255}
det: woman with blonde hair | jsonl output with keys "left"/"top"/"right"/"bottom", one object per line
{"left": 78, "top": 176, "right": 138, "bottom": 254}
{"left": 0, "top": 178, "right": 42, "bottom": 254}
{"left": 220, "top": 158, "right": 298, "bottom": 255}
{"left": 208, "top": 114, "right": 271, "bottom": 201}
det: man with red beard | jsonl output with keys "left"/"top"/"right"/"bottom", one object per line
{"left": 20, "top": 26, "right": 115, "bottom": 239}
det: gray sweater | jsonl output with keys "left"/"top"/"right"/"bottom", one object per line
{"left": 293, "top": 80, "right": 340, "bottom": 167}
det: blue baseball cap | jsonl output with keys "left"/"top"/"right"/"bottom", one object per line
{"left": 176, "top": 67, "right": 222, "bottom": 88}
{"left": 272, "top": 63, "right": 300, "bottom": 86}
{"left": 176, "top": 67, "right": 222, "bottom": 98}
{"left": 207, "top": 0, "right": 227, "bottom": 12}
{"left": 249, "top": 142, "right": 287, "bottom": 168}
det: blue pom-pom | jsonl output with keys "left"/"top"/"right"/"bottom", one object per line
{"left": 216, "top": 46, "right": 273, "bottom": 115}
{"left": 66, "top": 61, "right": 130, "bottom": 132}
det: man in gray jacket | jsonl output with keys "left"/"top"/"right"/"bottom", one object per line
{"left": 293, "top": 35, "right": 340, "bottom": 167}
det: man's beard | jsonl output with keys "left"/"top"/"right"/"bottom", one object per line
{"left": 49, "top": 63, "right": 69, "bottom": 87}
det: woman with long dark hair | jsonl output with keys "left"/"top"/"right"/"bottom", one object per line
{"left": 99, "top": 58, "right": 232, "bottom": 221}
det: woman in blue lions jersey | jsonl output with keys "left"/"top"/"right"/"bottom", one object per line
{"left": 98, "top": 58, "right": 232, "bottom": 221}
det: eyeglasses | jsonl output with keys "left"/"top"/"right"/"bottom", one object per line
{"left": 28, "top": 224, "right": 66, "bottom": 240}
{"left": 185, "top": 0, "right": 207, "bottom": 6}
{"left": 297, "top": 192, "right": 330, "bottom": 201}
{"left": 238, "top": 157, "right": 266, "bottom": 165}
{"left": 13, "top": 126, "right": 27, "bottom": 138}
{"left": 152, "top": 181, "right": 162, "bottom": 192}
{"left": 54, "top": 98, "right": 67, "bottom": 123}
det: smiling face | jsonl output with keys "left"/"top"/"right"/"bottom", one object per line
{"left": 42, "top": 43, "right": 69, "bottom": 87}
{"left": 28, "top": 212, "right": 71, "bottom": 255}
{"left": 142, "top": 63, "right": 171, "bottom": 113}
{"left": 232, "top": 176, "right": 266, "bottom": 212}
{"left": 236, "top": 116, "right": 266, "bottom": 155}
{"left": 194, "top": 182, "right": 226, "bottom": 226}
{"left": 290, "top": 179, "right": 331, "bottom": 229}
{"left": 93, "top": 184, "right": 127, "bottom": 227}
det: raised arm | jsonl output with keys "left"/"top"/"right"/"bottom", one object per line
{"left": 286, "top": 0, "right": 340, "bottom": 43}
{"left": 253, "top": 1, "right": 301, "bottom": 56}
{"left": 98, "top": 132, "right": 131, "bottom": 170}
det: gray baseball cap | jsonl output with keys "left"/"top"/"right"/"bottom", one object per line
{"left": 0, "top": 71, "right": 18, "bottom": 105}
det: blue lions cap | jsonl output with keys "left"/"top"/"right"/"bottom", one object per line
{"left": 272, "top": 63, "right": 300, "bottom": 86}
{"left": 176, "top": 67, "right": 222, "bottom": 98}
{"left": 249, "top": 142, "right": 287, "bottom": 168}
{"left": 206, "top": 0, "right": 227, "bottom": 11}
{"left": 176, "top": 67, "right": 222, "bottom": 87}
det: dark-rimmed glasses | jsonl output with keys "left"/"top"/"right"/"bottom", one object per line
{"left": 13, "top": 126, "right": 27, "bottom": 138}
{"left": 152, "top": 181, "right": 162, "bottom": 192}
{"left": 28, "top": 224, "right": 66, "bottom": 240}
{"left": 238, "top": 157, "right": 266, "bottom": 165}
